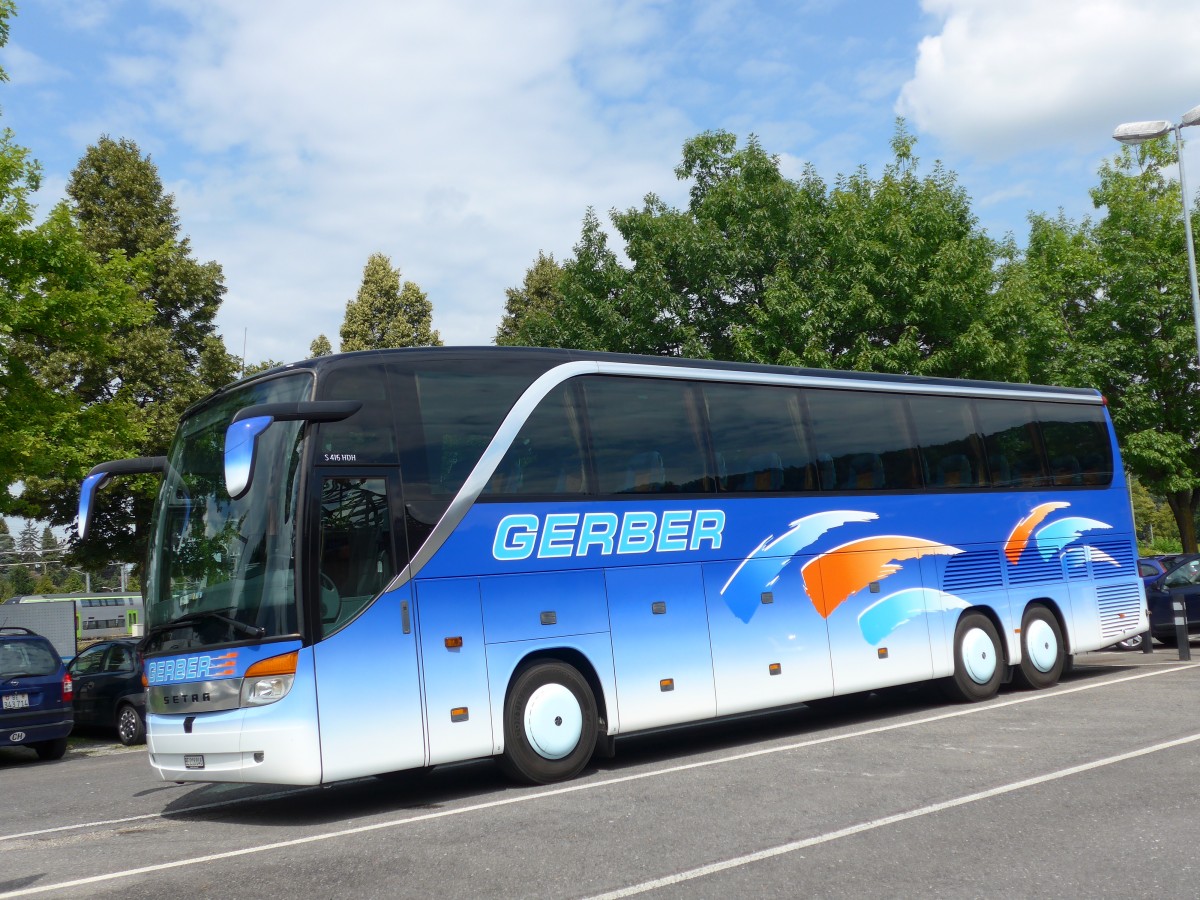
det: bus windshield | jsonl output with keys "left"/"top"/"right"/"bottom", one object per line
{"left": 143, "top": 373, "right": 313, "bottom": 651}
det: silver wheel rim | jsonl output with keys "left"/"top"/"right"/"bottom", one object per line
{"left": 118, "top": 708, "right": 138, "bottom": 743}
{"left": 1026, "top": 618, "right": 1059, "bottom": 672}
{"left": 523, "top": 683, "right": 583, "bottom": 760}
{"left": 962, "top": 626, "right": 998, "bottom": 684}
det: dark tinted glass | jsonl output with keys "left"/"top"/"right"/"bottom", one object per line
{"left": 704, "top": 382, "right": 816, "bottom": 492}
{"left": 316, "top": 365, "right": 397, "bottom": 464}
{"left": 805, "top": 389, "right": 921, "bottom": 490}
{"left": 909, "top": 395, "right": 986, "bottom": 489}
{"left": 1036, "top": 401, "right": 1113, "bottom": 486}
{"left": 406, "top": 371, "right": 539, "bottom": 497}
{"left": 486, "top": 383, "right": 589, "bottom": 496}
{"left": 583, "top": 376, "right": 711, "bottom": 494}
{"left": 976, "top": 399, "right": 1048, "bottom": 487}
{"left": 1, "top": 639, "right": 60, "bottom": 677}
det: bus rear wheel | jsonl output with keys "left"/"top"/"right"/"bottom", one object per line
{"left": 1013, "top": 605, "right": 1064, "bottom": 690}
{"left": 499, "top": 661, "right": 597, "bottom": 785}
{"left": 944, "top": 612, "right": 1003, "bottom": 702}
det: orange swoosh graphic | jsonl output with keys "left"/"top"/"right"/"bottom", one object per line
{"left": 801, "top": 536, "right": 961, "bottom": 618}
{"left": 1004, "top": 502, "right": 1069, "bottom": 565}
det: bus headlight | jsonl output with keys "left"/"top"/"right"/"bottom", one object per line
{"left": 241, "top": 674, "right": 294, "bottom": 706}
{"left": 240, "top": 650, "right": 298, "bottom": 707}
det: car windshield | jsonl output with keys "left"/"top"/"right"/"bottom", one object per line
{"left": 0, "top": 640, "right": 59, "bottom": 678}
{"left": 143, "top": 372, "right": 312, "bottom": 651}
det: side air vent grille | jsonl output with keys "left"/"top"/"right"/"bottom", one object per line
{"left": 942, "top": 551, "right": 1004, "bottom": 594}
{"left": 1097, "top": 582, "right": 1144, "bottom": 638}
{"left": 1089, "top": 540, "right": 1136, "bottom": 578}
{"left": 1007, "top": 553, "right": 1064, "bottom": 586}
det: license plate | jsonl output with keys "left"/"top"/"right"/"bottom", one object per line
{"left": 184, "top": 755, "right": 205, "bottom": 769}
{"left": 2, "top": 693, "right": 29, "bottom": 710}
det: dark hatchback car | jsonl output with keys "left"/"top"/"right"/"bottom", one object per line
{"left": 68, "top": 638, "right": 146, "bottom": 745}
{"left": 0, "top": 626, "right": 74, "bottom": 760}
{"left": 1145, "top": 554, "right": 1200, "bottom": 646}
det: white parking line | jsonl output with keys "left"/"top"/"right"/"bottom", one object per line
{"left": 1, "top": 663, "right": 1195, "bottom": 897}
{"left": 585, "top": 730, "right": 1200, "bottom": 899}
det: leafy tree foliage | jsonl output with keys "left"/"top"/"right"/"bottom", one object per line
{"left": 1023, "top": 139, "right": 1200, "bottom": 550}
{"left": 310, "top": 334, "right": 333, "bottom": 357}
{"left": 0, "top": 6, "right": 149, "bottom": 516}
{"left": 495, "top": 252, "right": 565, "bottom": 346}
{"left": 340, "top": 253, "right": 442, "bottom": 351}
{"left": 16, "top": 137, "right": 239, "bottom": 569}
{"left": 514, "top": 125, "right": 1053, "bottom": 381}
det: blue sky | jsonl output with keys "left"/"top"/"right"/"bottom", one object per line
{"left": 4, "top": 0, "right": 1200, "bottom": 369}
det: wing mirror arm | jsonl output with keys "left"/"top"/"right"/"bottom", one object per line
{"left": 78, "top": 457, "right": 168, "bottom": 540}
{"left": 224, "top": 400, "right": 361, "bottom": 499}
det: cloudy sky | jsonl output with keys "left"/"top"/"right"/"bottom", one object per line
{"left": 5, "top": 0, "right": 1200, "bottom": 368}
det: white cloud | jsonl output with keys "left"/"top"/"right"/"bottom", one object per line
{"left": 4, "top": 42, "right": 69, "bottom": 86}
{"left": 109, "top": 0, "right": 694, "bottom": 361}
{"left": 897, "top": 0, "right": 1200, "bottom": 158}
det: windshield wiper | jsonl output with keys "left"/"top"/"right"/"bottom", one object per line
{"left": 144, "top": 609, "right": 266, "bottom": 645}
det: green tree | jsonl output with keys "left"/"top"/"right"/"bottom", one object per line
{"left": 310, "top": 334, "right": 333, "bottom": 357}
{"left": 8, "top": 563, "right": 33, "bottom": 596}
{"left": 340, "top": 253, "right": 442, "bottom": 351}
{"left": 1023, "top": 139, "right": 1200, "bottom": 551}
{"left": 17, "top": 137, "right": 239, "bottom": 568}
{"left": 0, "top": 5, "right": 149, "bottom": 510}
{"left": 495, "top": 252, "right": 567, "bottom": 346}
{"left": 534, "top": 125, "right": 1046, "bottom": 379}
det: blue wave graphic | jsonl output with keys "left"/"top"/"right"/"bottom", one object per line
{"left": 719, "top": 510, "right": 877, "bottom": 623}
{"left": 858, "top": 589, "right": 968, "bottom": 645}
{"left": 1033, "top": 517, "right": 1112, "bottom": 560}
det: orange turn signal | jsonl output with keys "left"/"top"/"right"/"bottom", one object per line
{"left": 245, "top": 651, "right": 298, "bottom": 678}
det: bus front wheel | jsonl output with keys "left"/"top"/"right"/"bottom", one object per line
{"left": 1013, "top": 605, "right": 1064, "bottom": 690}
{"left": 499, "top": 660, "right": 598, "bottom": 785}
{"left": 944, "top": 612, "right": 1003, "bottom": 702}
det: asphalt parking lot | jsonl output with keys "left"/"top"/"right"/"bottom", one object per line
{"left": 2, "top": 644, "right": 1198, "bottom": 899}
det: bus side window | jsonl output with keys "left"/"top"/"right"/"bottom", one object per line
{"left": 1036, "top": 401, "right": 1113, "bottom": 487}
{"left": 484, "top": 383, "right": 588, "bottom": 496}
{"left": 805, "top": 388, "right": 921, "bottom": 491}
{"left": 584, "top": 376, "right": 712, "bottom": 495}
{"left": 976, "top": 399, "right": 1049, "bottom": 488}
{"left": 909, "top": 394, "right": 986, "bottom": 489}
{"left": 703, "top": 382, "right": 816, "bottom": 494}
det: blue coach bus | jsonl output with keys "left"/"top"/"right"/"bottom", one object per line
{"left": 78, "top": 348, "right": 1146, "bottom": 785}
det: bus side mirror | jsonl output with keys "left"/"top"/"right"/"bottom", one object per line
{"left": 224, "top": 400, "right": 363, "bottom": 499}
{"left": 224, "top": 415, "right": 274, "bottom": 500}
{"left": 78, "top": 457, "right": 168, "bottom": 539}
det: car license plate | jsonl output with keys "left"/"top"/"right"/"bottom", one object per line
{"left": 184, "top": 755, "right": 205, "bottom": 769}
{"left": 2, "top": 693, "right": 29, "bottom": 710}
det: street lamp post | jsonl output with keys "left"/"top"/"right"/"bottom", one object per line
{"left": 1112, "top": 104, "right": 1200, "bottom": 368}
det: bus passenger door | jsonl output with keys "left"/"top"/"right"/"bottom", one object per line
{"left": 311, "top": 471, "right": 426, "bottom": 782}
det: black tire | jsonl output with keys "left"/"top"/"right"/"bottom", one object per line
{"left": 499, "top": 661, "right": 598, "bottom": 785}
{"left": 944, "top": 612, "right": 1004, "bottom": 702}
{"left": 1012, "top": 605, "right": 1065, "bottom": 690}
{"left": 116, "top": 703, "right": 146, "bottom": 746}
{"left": 33, "top": 737, "right": 68, "bottom": 761}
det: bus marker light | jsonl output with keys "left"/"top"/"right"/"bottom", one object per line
{"left": 761, "top": 592, "right": 774, "bottom": 604}
{"left": 769, "top": 663, "right": 782, "bottom": 676}
{"left": 451, "top": 707, "right": 469, "bottom": 722}
{"left": 660, "top": 679, "right": 674, "bottom": 692}
{"left": 540, "top": 611, "right": 557, "bottom": 625}
{"left": 245, "top": 651, "right": 298, "bottom": 678}
{"left": 651, "top": 602, "right": 666, "bottom": 615}
{"left": 877, "top": 648, "right": 889, "bottom": 659}
{"left": 445, "top": 636, "right": 463, "bottom": 649}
